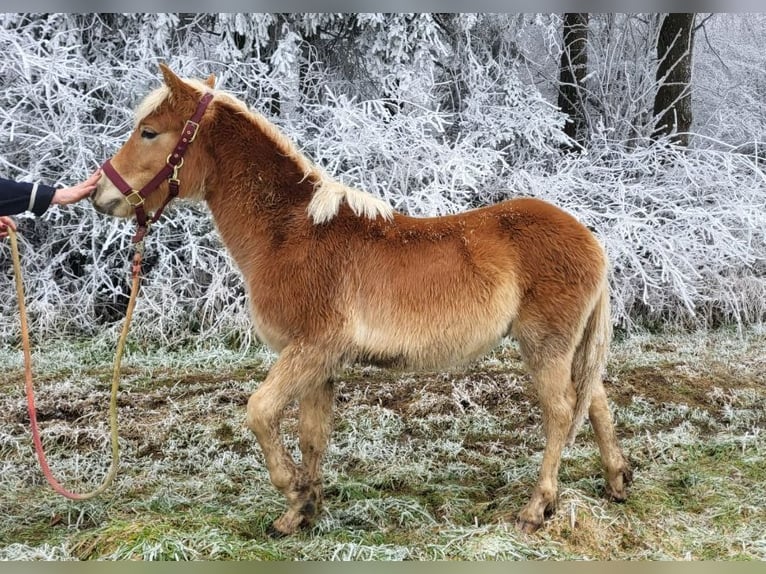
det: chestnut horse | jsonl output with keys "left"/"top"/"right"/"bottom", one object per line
{"left": 92, "top": 64, "right": 631, "bottom": 535}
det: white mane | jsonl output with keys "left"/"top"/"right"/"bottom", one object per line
{"left": 307, "top": 177, "right": 394, "bottom": 225}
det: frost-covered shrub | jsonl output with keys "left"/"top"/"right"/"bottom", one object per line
{"left": 292, "top": 77, "right": 568, "bottom": 216}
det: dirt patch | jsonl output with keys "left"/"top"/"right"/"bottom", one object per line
{"left": 4, "top": 354, "right": 757, "bottom": 433}
{"left": 607, "top": 363, "right": 759, "bottom": 411}
{"left": 335, "top": 357, "right": 759, "bottom": 423}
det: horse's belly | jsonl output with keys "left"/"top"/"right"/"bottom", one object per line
{"left": 351, "top": 272, "right": 519, "bottom": 370}
{"left": 352, "top": 314, "right": 508, "bottom": 371}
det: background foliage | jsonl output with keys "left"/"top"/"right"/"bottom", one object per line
{"left": 1, "top": 13, "right": 765, "bottom": 348}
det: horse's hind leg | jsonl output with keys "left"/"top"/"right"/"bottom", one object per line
{"left": 296, "top": 378, "right": 335, "bottom": 524}
{"left": 515, "top": 350, "right": 576, "bottom": 533}
{"left": 245, "top": 344, "right": 336, "bottom": 536}
{"left": 589, "top": 381, "right": 632, "bottom": 501}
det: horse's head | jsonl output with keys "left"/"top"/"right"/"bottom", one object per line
{"left": 91, "top": 64, "right": 216, "bottom": 222}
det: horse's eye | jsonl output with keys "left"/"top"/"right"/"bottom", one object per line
{"left": 141, "top": 128, "right": 158, "bottom": 140}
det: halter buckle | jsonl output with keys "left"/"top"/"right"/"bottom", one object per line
{"left": 124, "top": 190, "right": 145, "bottom": 207}
{"left": 184, "top": 120, "right": 200, "bottom": 142}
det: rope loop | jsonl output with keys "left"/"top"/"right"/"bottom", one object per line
{"left": 8, "top": 227, "right": 140, "bottom": 500}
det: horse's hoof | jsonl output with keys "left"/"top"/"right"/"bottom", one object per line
{"left": 266, "top": 523, "right": 289, "bottom": 539}
{"left": 515, "top": 517, "right": 542, "bottom": 534}
{"left": 605, "top": 466, "right": 633, "bottom": 502}
{"left": 268, "top": 507, "right": 314, "bottom": 538}
{"left": 606, "top": 486, "right": 627, "bottom": 502}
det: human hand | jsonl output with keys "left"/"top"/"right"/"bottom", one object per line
{"left": 0, "top": 215, "right": 17, "bottom": 239}
{"left": 51, "top": 169, "right": 102, "bottom": 206}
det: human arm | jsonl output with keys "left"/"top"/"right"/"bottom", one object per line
{"left": 0, "top": 169, "right": 101, "bottom": 217}
{"left": 0, "top": 177, "right": 57, "bottom": 217}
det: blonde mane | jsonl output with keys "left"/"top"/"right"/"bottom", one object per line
{"left": 136, "top": 78, "right": 393, "bottom": 225}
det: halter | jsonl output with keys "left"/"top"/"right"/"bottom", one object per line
{"left": 101, "top": 92, "right": 214, "bottom": 243}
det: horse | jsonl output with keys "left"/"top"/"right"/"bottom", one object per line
{"left": 91, "top": 64, "right": 631, "bottom": 536}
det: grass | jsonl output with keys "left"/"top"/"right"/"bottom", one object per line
{"left": 0, "top": 327, "right": 764, "bottom": 560}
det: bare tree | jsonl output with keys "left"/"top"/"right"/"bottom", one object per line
{"left": 558, "top": 13, "right": 589, "bottom": 150}
{"left": 652, "top": 13, "right": 696, "bottom": 146}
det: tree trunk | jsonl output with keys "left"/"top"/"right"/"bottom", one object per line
{"left": 652, "top": 13, "right": 696, "bottom": 146}
{"left": 557, "top": 13, "right": 589, "bottom": 150}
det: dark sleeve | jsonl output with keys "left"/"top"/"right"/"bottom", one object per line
{"left": 0, "top": 177, "right": 57, "bottom": 217}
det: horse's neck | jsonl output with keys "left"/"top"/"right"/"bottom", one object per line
{"left": 203, "top": 115, "right": 314, "bottom": 262}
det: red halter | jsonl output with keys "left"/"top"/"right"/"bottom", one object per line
{"left": 101, "top": 92, "right": 214, "bottom": 243}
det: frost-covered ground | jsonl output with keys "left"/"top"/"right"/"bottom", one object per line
{"left": 0, "top": 328, "right": 763, "bottom": 560}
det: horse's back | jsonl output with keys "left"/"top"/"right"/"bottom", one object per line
{"left": 381, "top": 196, "right": 606, "bottom": 291}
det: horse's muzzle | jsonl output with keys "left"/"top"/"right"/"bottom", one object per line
{"left": 91, "top": 188, "right": 130, "bottom": 217}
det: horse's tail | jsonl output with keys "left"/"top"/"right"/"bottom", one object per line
{"left": 566, "top": 276, "right": 612, "bottom": 445}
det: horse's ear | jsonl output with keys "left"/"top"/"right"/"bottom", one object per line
{"left": 204, "top": 74, "right": 216, "bottom": 89}
{"left": 159, "top": 63, "right": 193, "bottom": 99}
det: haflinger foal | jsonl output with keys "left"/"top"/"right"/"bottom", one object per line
{"left": 91, "top": 64, "right": 631, "bottom": 536}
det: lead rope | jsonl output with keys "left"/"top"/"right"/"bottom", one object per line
{"left": 8, "top": 226, "right": 142, "bottom": 500}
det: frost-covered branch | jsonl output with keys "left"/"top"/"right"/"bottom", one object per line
{"left": 0, "top": 13, "right": 764, "bottom": 349}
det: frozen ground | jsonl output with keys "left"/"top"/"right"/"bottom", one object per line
{"left": 0, "top": 327, "right": 764, "bottom": 560}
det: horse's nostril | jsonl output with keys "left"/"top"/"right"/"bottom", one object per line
{"left": 92, "top": 197, "right": 124, "bottom": 215}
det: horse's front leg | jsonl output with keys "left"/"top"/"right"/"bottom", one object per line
{"left": 245, "top": 344, "right": 336, "bottom": 536}
{"left": 297, "top": 378, "right": 335, "bottom": 525}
